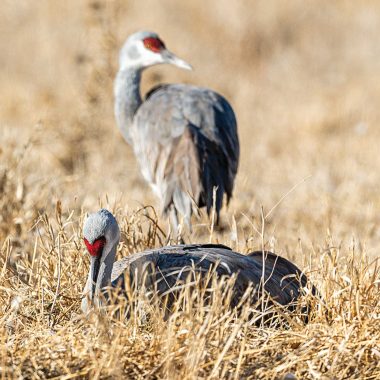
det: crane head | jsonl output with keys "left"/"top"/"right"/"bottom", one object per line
{"left": 119, "top": 30, "right": 192, "bottom": 71}
{"left": 83, "top": 209, "right": 120, "bottom": 297}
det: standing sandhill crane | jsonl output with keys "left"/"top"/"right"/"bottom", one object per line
{"left": 82, "top": 209, "right": 310, "bottom": 316}
{"left": 114, "top": 31, "right": 239, "bottom": 230}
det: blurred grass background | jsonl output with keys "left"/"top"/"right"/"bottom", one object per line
{"left": 1, "top": 1, "right": 380, "bottom": 378}
{"left": 1, "top": 0, "right": 380, "bottom": 255}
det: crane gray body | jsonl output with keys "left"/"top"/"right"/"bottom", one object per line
{"left": 131, "top": 84, "right": 239, "bottom": 223}
{"left": 82, "top": 210, "right": 309, "bottom": 315}
{"left": 110, "top": 244, "right": 306, "bottom": 308}
{"left": 114, "top": 31, "right": 239, "bottom": 228}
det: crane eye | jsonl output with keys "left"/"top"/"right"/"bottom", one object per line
{"left": 84, "top": 237, "right": 106, "bottom": 257}
{"left": 143, "top": 37, "right": 165, "bottom": 53}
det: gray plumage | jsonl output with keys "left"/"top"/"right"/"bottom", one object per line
{"left": 114, "top": 31, "right": 239, "bottom": 228}
{"left": 82, "top": 210, "right": 309, "bottom": 315}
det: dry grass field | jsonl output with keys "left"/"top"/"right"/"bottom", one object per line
{"left": 1, "top": 0, "right": 380, "bottom": 378}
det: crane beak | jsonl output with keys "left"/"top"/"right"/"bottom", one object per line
{"left": 90, "top": 255, "right": 101, "bottom": 300}
{"left": 162, "top": 50, "right": 193, "bottom": 71}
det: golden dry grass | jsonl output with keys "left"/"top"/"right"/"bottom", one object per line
{"left": 1, "top": 0, "right": 380, "bottom": 378}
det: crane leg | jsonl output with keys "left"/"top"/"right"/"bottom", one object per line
{"left": 169, "top": 205, "right": 179, "bottom": 236}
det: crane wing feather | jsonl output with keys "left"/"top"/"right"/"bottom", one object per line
{"left": 111, "top": 244, "right": 308, "bottom": 306}
{"left": 132, "top": 84, "right": 239, "bottom": 220}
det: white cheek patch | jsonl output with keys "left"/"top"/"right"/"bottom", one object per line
{"left": 127, "top": 45, "right": 140, "bottom": 60}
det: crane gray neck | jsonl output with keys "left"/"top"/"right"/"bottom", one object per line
{"left": 114, "top": 67, "right": 142, "bottom": 144}
{"left": 90, "top": 242, "right": 117, "bottom": 307}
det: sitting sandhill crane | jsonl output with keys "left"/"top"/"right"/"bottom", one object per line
{"left": 114, "top": 31, "right": 239, "bottom": 231}
{"left": 82, "top": 209, "right": 310, "bottom": 317}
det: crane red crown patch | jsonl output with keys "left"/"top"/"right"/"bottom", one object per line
{"left": 84, "top": 237, "right": 106, "bottom": 257}
{"left": 143, "top": 37, "right": 165, "bottom": 53}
